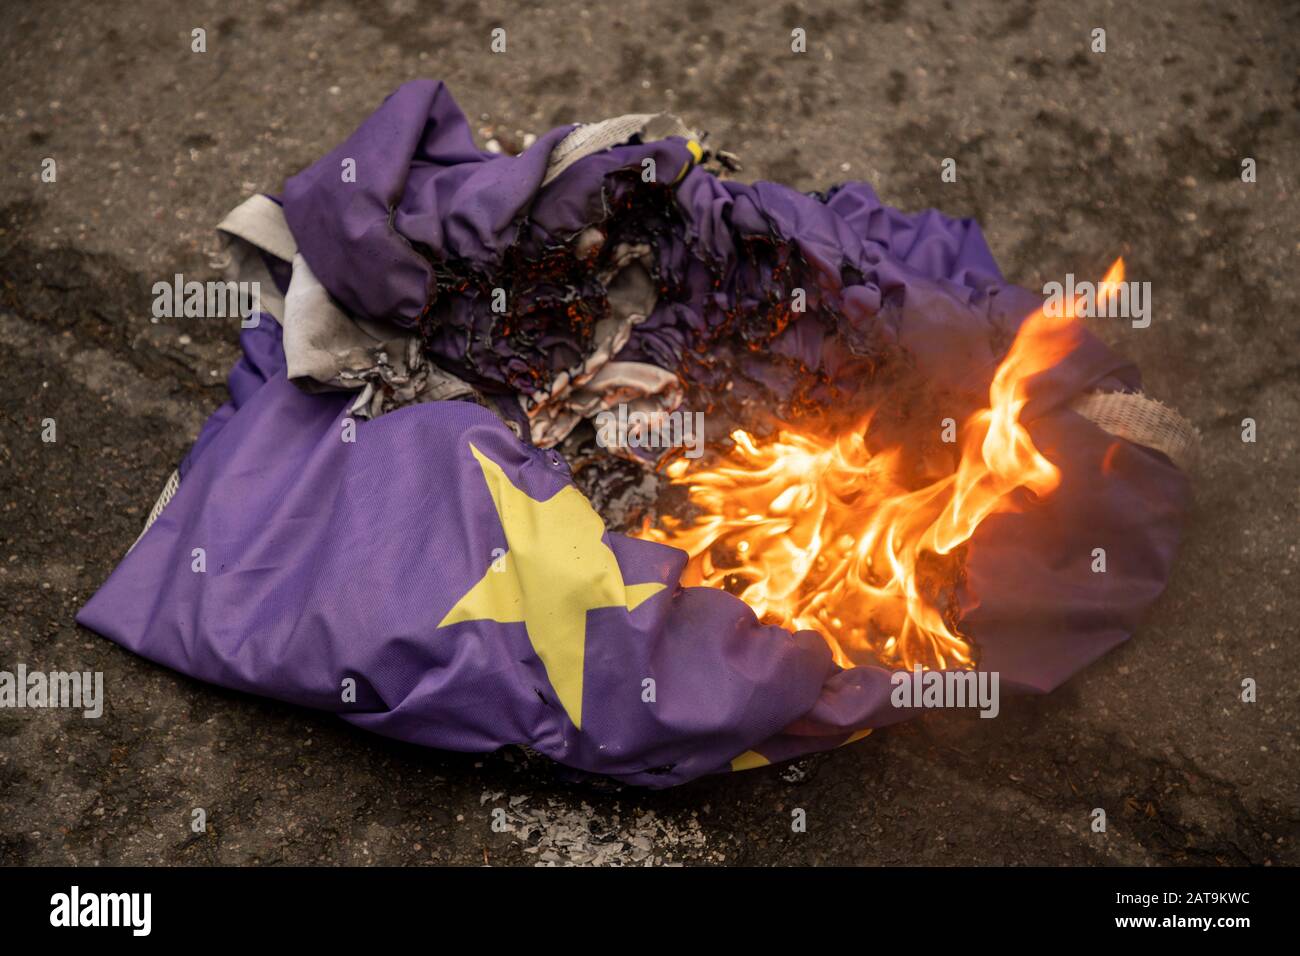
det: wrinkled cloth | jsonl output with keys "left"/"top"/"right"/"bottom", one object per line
{"left": 528, "top": 360, "right": 684, "bottom": 458}
{"left": 78, "top": 81, "right": 1189, "bottom": 787}
{"left": 280, "top": 81, "right": 1128, "bottom": 422}
{"left": 217, "top": 196, "right": 483, "bottom": 421}
{"left": 285, "top": 253, "right": 482, "bottom": 418}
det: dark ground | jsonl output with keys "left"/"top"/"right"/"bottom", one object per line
{"left": 1, "top": 0, "right": 1297, "bottom": 865}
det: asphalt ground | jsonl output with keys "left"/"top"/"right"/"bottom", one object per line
{"left": 1, "top": 0, "right": 1296, "bottom": 865}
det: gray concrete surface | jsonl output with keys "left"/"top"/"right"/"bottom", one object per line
{"left": 1, "top": 0, "right": 1297, "bottom": 865}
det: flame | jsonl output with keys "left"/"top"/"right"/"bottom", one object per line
{"left": 637, "top": 259, "right": 1125, "bottom": 671}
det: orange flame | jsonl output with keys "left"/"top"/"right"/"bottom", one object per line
{"left": 637, "top": 259, "right": 1126, "bottom": 670}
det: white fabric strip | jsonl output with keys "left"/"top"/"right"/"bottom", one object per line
{"left": 1071, "top": 391, "right": 1199, "bottom": 472}
{"left": 542, "top": 113, "right": 697, "bottom": 187}
{"left": 215, "top": 194, "right": 298, "bottom": 264}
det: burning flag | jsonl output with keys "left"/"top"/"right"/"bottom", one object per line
{"left": 77, "top": 82, "right": 1193, "bottom": 786}
{"left": 636, "top": 260, "right": 1134, "bottom": 674}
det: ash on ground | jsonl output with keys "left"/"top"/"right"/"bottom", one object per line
{"left": 482, "top": 790, "right": 716, "bottom": 866}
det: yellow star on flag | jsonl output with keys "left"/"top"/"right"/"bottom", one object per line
{"left": 438, "top": 444, "right": 665, "bottom": 729}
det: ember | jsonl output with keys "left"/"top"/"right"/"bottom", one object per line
{"left": 638, "top": 260, "right": 1127, "bottom": 672}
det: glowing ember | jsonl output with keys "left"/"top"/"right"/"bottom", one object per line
{"left": 638, "top": 259, "right": 1126, "bottom": 671}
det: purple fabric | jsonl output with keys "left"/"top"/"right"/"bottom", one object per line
{"left": 78, "top": 82, "right": 1188, "bottom": 786}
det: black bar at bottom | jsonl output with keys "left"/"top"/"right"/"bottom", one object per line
{"left": 0, "top": 864, "right": 1285, "bottom": 941}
